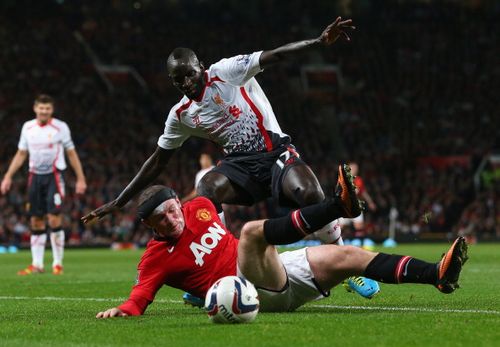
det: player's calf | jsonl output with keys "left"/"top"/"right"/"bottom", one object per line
{"left": 362, "top": 237, "right": 468, "bottom": 293}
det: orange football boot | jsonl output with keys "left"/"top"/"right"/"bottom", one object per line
{"left": 17, "top": 265, "right": 44, "bottom": 275}
{"left": 436, "top": 237, "right": 468, "bottom": 293}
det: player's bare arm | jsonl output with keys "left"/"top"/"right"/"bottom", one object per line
{"left": 259, "top": 16, "right": 355, "bottom": 68}
{"left": 66, "top": 148, "right": 87, "bottom": 194}
{"left": 81, "top": 146, "right": 175, "bottom": 224}
{"left": 1, "top": 149, "right": 28, "bottom": 195}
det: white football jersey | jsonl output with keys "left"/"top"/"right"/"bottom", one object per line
{"left": 158, "top": 51, "right": 289, "bottom": 154}
{"left": 18, "top": 118, "right": 75, "bottom": 174}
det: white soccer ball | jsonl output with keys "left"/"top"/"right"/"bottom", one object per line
{"left": 204, "top": 276, "right": 260, "bottom": 324}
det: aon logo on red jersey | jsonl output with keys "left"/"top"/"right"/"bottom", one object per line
{"left": 190, "top": 222, "right": 226, "bottom": 266}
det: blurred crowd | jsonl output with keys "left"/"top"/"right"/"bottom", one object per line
{"left": 1, "top": 0, "right": 498, "bottom": 247}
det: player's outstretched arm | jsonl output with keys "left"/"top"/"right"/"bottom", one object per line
{"left": 1, "top": 150, "right": 28, "bottom": 195}
{"left": 259, "top": 16, "right": 355, "bottom": 69}
{"left": 81, "top": 146, "right": 175, "bottom": 224}
{"left": 96, "top": 308, "right": 128, "bottom": 319}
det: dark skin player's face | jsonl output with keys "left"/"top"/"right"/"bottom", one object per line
{"left": 167, "top": 58, "right": 205, "bottom": 100}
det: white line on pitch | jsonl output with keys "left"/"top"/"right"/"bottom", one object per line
{"left": 0, "top": 296, "right": 498, "bottom": 315}
{"left": 0, "top": 296, "right": 183, "bottom": 304}
{"left": 311, "top": 304, "right": 500, "bottom": 315}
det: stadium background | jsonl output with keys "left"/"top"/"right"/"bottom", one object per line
{"left": 0, "top": 0, "right": 498, "bottom": 249}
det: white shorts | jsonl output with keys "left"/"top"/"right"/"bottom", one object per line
{"left": 239, "top": 248, "right": 329, "bottom": 312}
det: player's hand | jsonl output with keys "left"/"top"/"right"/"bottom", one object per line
{"left": 96, "top": 307, "right": 128, "bottom": 319}
{"left": 81, "top": 200, "right": 120, "bottom": 224}
{"left": 75, "top": 179, "right": 87, "bottom": 195}
{"left": 1, "top": 177, "right": 12, "bottom": 195}
{"left": 319, "top": 17, "right": 355, "bottom": 45}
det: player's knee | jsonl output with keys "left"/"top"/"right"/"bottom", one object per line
{"left": 239, "top": 221, "right": 265, "bottom": 243}
{"left": 335, "top": 245, "right": 368, "bottom": 270}
{"left": 30, "top": 217, "right": 45, "bottom": 230}
{"left": 197, "top": 175, "right": 223, "bottom": 202}
{"left": 294, "top": 185, "right": 325, "bottom": 206}
{"left": 47, "top": 214, "right": 62, "bottom": 229}
{"left": 340, "top": 245, "right": 359, "bottom": 258}
{"left": 196, "top": 179, "right": 212, "bottom": 198}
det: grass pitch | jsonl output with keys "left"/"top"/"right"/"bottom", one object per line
{"left": 0, "top": 243, "right": 499, "bottom": 347}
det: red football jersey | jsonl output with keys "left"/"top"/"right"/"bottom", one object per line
{"left": 118, "top": 197, "right": 238, "bottom": 315}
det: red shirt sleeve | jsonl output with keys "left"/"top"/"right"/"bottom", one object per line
{"left": 117, "top": 241, "right": 170, "bottom": 316}
{"left": 118, "top": 295, "right": 151, "bottom": 316}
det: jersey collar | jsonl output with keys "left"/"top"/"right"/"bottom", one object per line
{"left": 37, "top": 118, "right": 53, "bottom": 127}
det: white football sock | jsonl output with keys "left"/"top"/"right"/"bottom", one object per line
{"left": 312, "top": 220, "right": 343, "bottom": 245}
{"left": 50, "top": 230, "right": 65, "bottom": 267}
{"left": 31, "top": 233, "right": 47, "bottom": 268}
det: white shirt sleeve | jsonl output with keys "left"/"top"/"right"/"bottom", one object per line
{"left": 157, "top": 107, "right": 190, "bottom": 150}
{"left": 18, "top": 123, "right": 28, "bottom": 150}
{"left": 213, "top": 51, "right": 263, "bottom": 86}
{"left": 61, "top": 122, "right": 75, "bottom": 150}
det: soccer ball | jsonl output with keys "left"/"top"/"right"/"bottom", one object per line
{"left": 204, "top": 276, "right": 260, "bottom": 324}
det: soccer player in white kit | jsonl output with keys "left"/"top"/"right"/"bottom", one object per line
{"left": 83, "top": 17, "right": 378, "bottom": 297}
{"left": 1, "top": 94, "right": 87, "bottom": 275}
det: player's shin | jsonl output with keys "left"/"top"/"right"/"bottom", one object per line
{"left": 49, "top": 227, "right": 65, "bottom": 267}
{"left": 363, "top": 253, "right": 437, "bottom": 284}
{"left": 263, "top": 199, "right": 346, "bottom": 245}
{"left": 31, "top": 229, "right": 47, "bottom": 268}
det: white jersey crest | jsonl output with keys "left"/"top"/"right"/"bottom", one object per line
{"left": 18, "top": 118, "right": 74, "bottom": 174}
{"left": 158, "top": 51, "right": 288, "bottom": 154}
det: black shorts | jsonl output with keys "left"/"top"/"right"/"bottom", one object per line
{"left": 27, "top": 171, "right": 66, "bottom": 217}
{"left": 211, "top": 143, "right": 306, "bottom": 207}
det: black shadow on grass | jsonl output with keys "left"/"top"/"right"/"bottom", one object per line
{"left": 297, "top": 306, "right": 381, "bottom": 315}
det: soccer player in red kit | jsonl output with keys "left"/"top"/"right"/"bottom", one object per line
{"left": 116, "top": 194, "right": 236, "bottom": 315}
{"left": 96, "top": 166, "right": 468, "bottom": 318}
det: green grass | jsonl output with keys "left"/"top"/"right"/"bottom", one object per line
{"left": 0, "top": 243, "right": 499, "bottom": 347}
